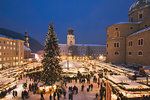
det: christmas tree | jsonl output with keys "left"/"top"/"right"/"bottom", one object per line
{"left": 42, "top": 24, "right": 62, "bottom": 85}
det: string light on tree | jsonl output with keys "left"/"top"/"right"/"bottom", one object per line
{"left": 41, "top": 23, "right": 62, "bottom": 85}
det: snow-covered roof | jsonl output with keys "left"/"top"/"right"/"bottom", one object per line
{"left": 75, "top": 44, "right": 106, "bottom": 47}
{"left": 115, "top": 21, "right": 141, "bottom": 25}
{"left": 24, "top": 45, "right": 31, "bottom": 51}
{"left": 59, "top": 44, "right": 67, "bottom": 46}
{"left": 0, "top": 34, "right": 12, "bottom": 39}
{"left": 58, "top": 43, "right": 106, "bottom": 47}
{"left": 129, "top": 0, "right": 150, "bottom": 12}
{"left": 129, "top": 26, "right": 150, "bottom": 37}
{"left": 0, "top": 33, "right": 24, "bottom": 42}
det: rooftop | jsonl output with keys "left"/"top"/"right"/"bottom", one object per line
{"left": 129, "top": 26, "right": 150, "bottom": 37}
{"left": 129, "top": 0, "right": 150, "bottom": 12}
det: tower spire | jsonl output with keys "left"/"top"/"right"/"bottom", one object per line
{"left": 67, "top": 28, "right": 75, "bottom": 46}
{"left": 24, "top": 32, "right": 30, "bottom": 48}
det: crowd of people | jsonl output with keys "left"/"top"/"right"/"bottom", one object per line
{"left": 21, "top": 90, "right": 29, "bottom": 99}
{"left": 1, "top": 70, "right": 150, "bottom": 100}
{"left": 0, "top": 85, "right": 16, "bottom": 98}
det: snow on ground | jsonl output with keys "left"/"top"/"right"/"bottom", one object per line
{"left": 2, "top": 78, "right": 99, "bottom": 100}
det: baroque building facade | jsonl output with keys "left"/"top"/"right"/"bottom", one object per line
{"left": 106, "top": 0, "right": 150, "bottom": 66}
{"left": 59, "top": 28, "right": 106, "bottom": 58}
{"left": 0, "top": 36, "right": 24, "bottom": 69}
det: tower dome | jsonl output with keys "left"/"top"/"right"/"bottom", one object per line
{"left": 128, "top": 0, "right": 150, "bottom": 22}
{"left": 129, "top": 0, "right": 150, "bottom": 12}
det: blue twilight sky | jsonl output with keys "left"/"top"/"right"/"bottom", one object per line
{"left": 0, "top": 0, "right": 134, "bottom": 45}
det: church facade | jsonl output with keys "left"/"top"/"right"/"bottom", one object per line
{"left": 59, "top": 29, "right": 106, "bottom": 58}
{"left": 106, "top": 0, "right": 150, "bottom": 66}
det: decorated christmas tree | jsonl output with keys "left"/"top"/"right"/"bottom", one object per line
{"left": 42, "top": 24, "right": 62, "bottom": 85}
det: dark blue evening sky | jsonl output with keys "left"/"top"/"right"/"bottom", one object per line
{"left": 0, "top": 0, "right": 134, "bottom": 45}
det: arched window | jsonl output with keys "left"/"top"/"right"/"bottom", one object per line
{"left": 138, "top": 39, "right": 144, "bottom": 46}
{"left": 115, "top": 51, "right": 119, "bottom": 55}
{"left": 138, "top": 51, "right": 143, "bottom": 56}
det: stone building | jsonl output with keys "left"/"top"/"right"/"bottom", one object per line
{"left": 0, "top": 36, "right": 24, "bottom": 69}
{"left": 24, "top": 32, "right": 31, "bottom": 59}
{"left": 67, "top": 28, "right": 75, "bottom": 46}
{"left": 59, "top": 28, "right": 106, "bottom": 58}
{"left": 106, "top": 0, "right": 150, "bottom": 66}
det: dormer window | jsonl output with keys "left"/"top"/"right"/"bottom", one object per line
{"left": 138, "top": 11, "right": 143, "bottom": 20}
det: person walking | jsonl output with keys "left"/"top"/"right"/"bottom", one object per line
{"left": 81, "top": 84, "right": 84, "bottom": 91}
{"left": 49, "top": 93, "right": 52, "bottom": 100}
{"left": 68, "top": 90, "right": 73, "bottom": 100}
{"left": 63, "top": 89, "right": 66, "bottom": 99}
{"left": 76, "top": 87, "right": 78, "bottom": 94}
{"left": 15, "top": 91, "right": 17, "bottom": 97}
{"left": 40, "top": 92, "right": 44, "bottom": 100}
{"left": 57, "top": 92, "right": 60, "bottom": 100}
{"left": 53, "top": 91, "right": 56, "bottom": 100}
{"left": 12, "top": 90, "right": 15, "bottom": 97}
{"left": 90, "top": 84, "right": 93, "bottom": 91}
{"left": 97, "top": 82, "right": 100, "bottom": 88}
{"left": 95, "top": 93, "right": 98, "bottom": 99}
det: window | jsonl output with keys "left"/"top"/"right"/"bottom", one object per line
{"left": 114, "top": 43, "right": 116, "bottom": 47}
{"left": 138, "top": 51, "right": 143, "bottom": 56}
{"left": 130, "top": 27, "right": 133, "bottom": 29}
{"left": 114, "top": 42, "right": 120, "bottom": 47}
{"left": 117, "top": 43, "right": 119, "bottom": 47}
{"left": 116, "top": 31, "right": 120, "bottom": 37}
{"left": 138, "top": 39, "right": 144, "bottom": 46}
{"left": 139, "top": 14, "right": 143, "bottom": 19}
{"left": 107, "top": 34, "right": 109, "bottom": 38}
{"left": 107, "top": 44, "right": 108, "bottom": 47}
{"left": 145, "top": 25, "right": 148, "bottom": 28}
{"left": 128, "top": 41, "right": 133, "bottom": 46}
{"left": 128, "top": 52, "right": 132, "bottom": 55}
{"left": 115, "top": 51, "right": 119, "bottom": 55}
{"left": 115, "top": 28, "right": 118, "bottom": 30}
